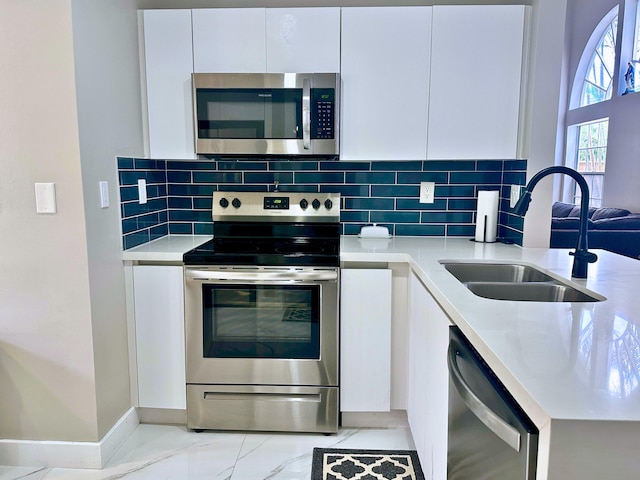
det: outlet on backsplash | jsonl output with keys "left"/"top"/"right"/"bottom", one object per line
{"left": 510, "top": 185, "right": 523, "bottom": 208}
{"left": 420, "top": 182, "right": 435, "bottom": 204}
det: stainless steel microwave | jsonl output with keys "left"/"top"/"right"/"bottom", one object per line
{"left": 192, "top": 73, "right": 339, "bottom": 156}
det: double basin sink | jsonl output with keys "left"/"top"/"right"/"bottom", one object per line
{"left": 440, "top": 261, "right": 604, "bottom": 302}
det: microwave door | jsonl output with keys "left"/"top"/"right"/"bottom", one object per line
{"left": 197, "top": 89, "right": 302, "bottom": 141}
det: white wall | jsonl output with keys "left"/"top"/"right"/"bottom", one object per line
{"left": 0, "top": 0, "right": 97, "bottom": 441}
{"left": 70, "top": 0, "right": 145, "bottom": 438}
{"left": 0, "top": 0, "right": 143, "bottom": 443}
{"left": 521, "top": 0, "right": 570, "bottom": 247}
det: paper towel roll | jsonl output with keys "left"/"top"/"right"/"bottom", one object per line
{"left": 475, "top": 190, "right": 499, "bottom": 243}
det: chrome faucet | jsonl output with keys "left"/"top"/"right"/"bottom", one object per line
{"left": 513, "top": 166, "right": 598, "bottom": 279}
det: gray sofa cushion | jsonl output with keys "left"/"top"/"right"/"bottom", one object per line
{"left": 551, "top": 202, "right": 576, "bottom": 218}
{"left": 590, "top": 207, "right": 631, "bottom": 221}
{"left": 551, "top": 217, "right": 585, "bottom": 230}
{"left": 591, "top": 214, "right": 640, "bottom": 230}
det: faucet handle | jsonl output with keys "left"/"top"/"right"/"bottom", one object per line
{"left": 570, "top": 249, "right": 598, "bottom": 263}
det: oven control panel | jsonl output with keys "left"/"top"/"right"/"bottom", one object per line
{"left": 264, "top": 196, "right": 290, "bottom": 210}
{"left": 213, "top": 191, "right": 340, "bottom": 223}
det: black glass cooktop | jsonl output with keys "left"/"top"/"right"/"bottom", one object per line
{"left": 183, "top": 222, "right": 340, "bottom": 267}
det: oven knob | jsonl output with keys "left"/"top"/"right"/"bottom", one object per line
{"left": 324, "top": 199, "right": 333, "bottom": 210}
{"left": 232, "top": 198, "right": 241, "bottom": 208}
{"left": 219, "top": 197, "right": 229, "bottom": 208}
{"left": 312, "top": 199, "right": 321, "bottom": 210}
{"left": 300, "top": 198, "right": 309, "bottom": 209}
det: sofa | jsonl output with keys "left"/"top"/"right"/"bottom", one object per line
{"left": 550, "top": 201, "right": 640, "bottom": 259}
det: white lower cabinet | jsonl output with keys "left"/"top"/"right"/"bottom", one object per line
{"left": 408, "top": 272, "right": 451, "bottom": 480}
{"left": 131, "top": 265, "right": 186, "bottom": 409}
{"left": 340, "top": 268, "right": 393, "bottom": 412}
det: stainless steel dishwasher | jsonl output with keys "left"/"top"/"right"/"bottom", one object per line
{"left": 447, "top": 326, "right": 538, "bottom": 479}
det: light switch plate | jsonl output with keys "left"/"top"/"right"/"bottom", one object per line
{"left": 99, "top": 181, "right": 109, "bottom": 208}
{"left": 35, "top": 183, "right": 56, "bottom": 214}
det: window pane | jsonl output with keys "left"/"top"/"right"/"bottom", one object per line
{"left": 573, "top": 119, "right": 608, "bottom": 207}
{"left": 580, "top": 17, "right": 617, "bottom": 106}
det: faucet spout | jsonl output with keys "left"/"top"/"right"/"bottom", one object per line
{"left": 513, "top": 166, "right": 598, "bottom": 279}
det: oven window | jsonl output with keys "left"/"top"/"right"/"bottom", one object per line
{"left": 202, "top": 284, "right": 320, "bottom": 359}
{"left": 196, "top": 88, "right": 303, "bottom": 140}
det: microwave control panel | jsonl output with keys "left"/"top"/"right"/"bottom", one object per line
{"left": 311, "top": 88, "right": 335, "bottom": 139}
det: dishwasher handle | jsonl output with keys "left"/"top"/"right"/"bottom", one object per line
{"left": 448, "top": 343, "right": 521, "bottom": 452}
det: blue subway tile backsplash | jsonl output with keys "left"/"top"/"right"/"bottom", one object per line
{"left": 118, "top": 157, "right": 526, "bottom": 250}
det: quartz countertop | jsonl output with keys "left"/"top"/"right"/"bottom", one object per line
{"left": 122, "top": 234, "right": 640, "bottom": 429}
{"left": 122, "top": 235, "right": 211, "bottom": 262}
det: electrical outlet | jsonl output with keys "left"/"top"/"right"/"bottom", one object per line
{"left": 138, "top": 179, "right": 147, "bottom": 205}
{"left": 420, "top": 181, "right": 435, "bottom": 204}
{"left": 510, "top": 185, "right": 522, "bottom": 208}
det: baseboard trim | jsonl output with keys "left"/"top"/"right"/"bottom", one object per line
{"left": 0, "top": 407, "right": 139, "bottom": 469}
{"left": 341, "top": 410, "right": 409, "bottom": 428}
{"left": 137, "top": 407, "right": 187, "bottom": 425}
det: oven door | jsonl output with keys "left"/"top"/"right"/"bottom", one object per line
{"left": 184, "top": 266, "right": 339, "bottom": 387}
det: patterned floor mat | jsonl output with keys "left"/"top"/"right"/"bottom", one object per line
{"left": 311, "top": 448, "right": 425, "bottom": 480}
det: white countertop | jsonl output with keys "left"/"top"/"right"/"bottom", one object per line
{"left": 123, "top": 234, "right": 640, "bottom": 429}
{"left": 122, "top": 235, "right": 211, "bottom": 262}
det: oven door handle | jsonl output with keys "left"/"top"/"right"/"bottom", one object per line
{"left": 184, "top": 268, "right": 338, "bottom": 283}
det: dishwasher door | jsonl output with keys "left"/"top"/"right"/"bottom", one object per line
{"left": 447, "top": 326, "right": 538, "bottom": 480}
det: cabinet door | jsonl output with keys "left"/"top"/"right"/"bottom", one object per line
{"left": 266, "top": 8, "right": 341, "bottom": 73}
{"left": 133, "top": 265, "right": 185, "bottom": 409}
{"left": 408, "top": 272, "right": 451, "bottom": 479}
{"left": 192, "top": 8, "right": 267, "bottom": 73}
{"left": 142, "top": 10, "right": 194, "bottom": 159}
{"left": 340, "top": 269, "right": 392, "bottom": 412}
{"left": 408, "top": 272, "right": 429, "bottom": 458}
{"left": 340, "top": 7, "right": 432, "bottom": 160}
{"left": 427, "top": 5, "right": 526, "bottom": 160}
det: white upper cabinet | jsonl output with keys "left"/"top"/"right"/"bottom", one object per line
{"left": 192, "top": 8, "right": 267, "bottom": 73}
{"left": 427, "top": 5, "right": 526, "bottom": 160}
{"left": 266, "top": 8, "right": 341, "bottom": 73}
{"left": 142, "top": 9, "right": 194, "bottom": 159}
{"left": 340, "top": 7, "right": 432, "bottom": 161}
{"left": 192, "top": 8, "right": 340, "bottom": 74}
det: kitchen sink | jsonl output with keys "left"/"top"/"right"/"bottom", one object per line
{"left": 463, "top": 281, "right": 601, "bottom": 302}
{"left": 439, "top": 261, "right": 604, "bottom": 302}
{"left": 441, "top": 262, "right": 555, "bottom": 283}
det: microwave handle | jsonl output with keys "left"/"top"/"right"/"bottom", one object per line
{"left": 302, "top": 78, "right": 311, "bottom": 150}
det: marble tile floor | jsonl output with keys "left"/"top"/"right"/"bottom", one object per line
{"left": 0, "top": 424, "right": 416, "bottom": 480}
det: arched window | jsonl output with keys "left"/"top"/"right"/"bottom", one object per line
{"left": 569, "top": 7, "right": 619, "bottom": 110}
{"left": 580, "top": 15, "right": 618, "bottom": 106}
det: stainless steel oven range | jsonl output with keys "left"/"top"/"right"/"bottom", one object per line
{"left": 183, "top": 191, "right": 340, "bottom": 434}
